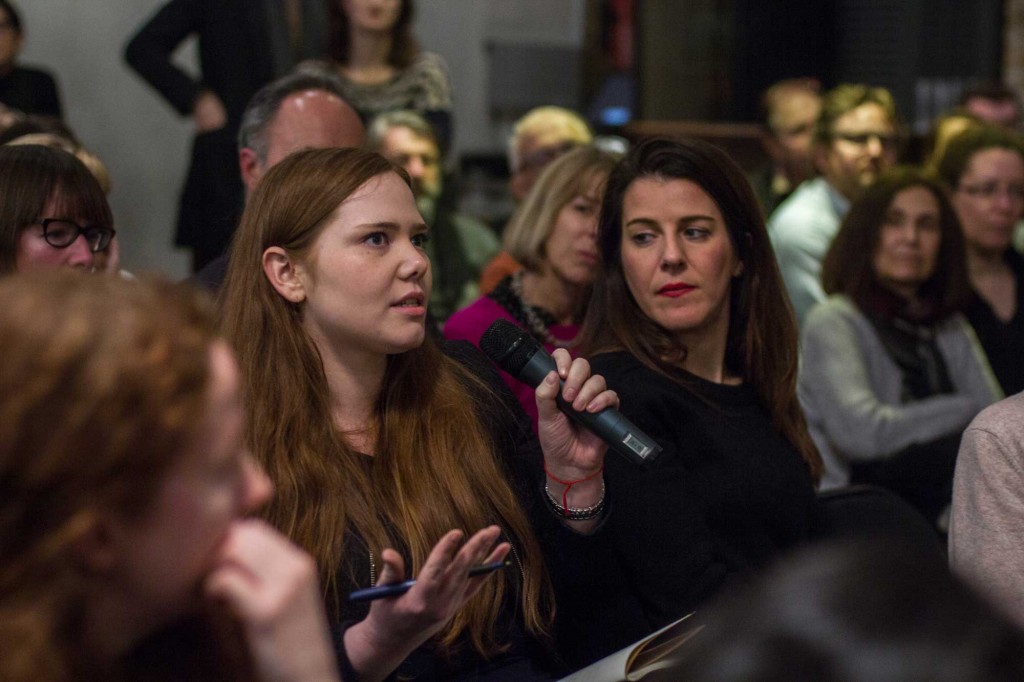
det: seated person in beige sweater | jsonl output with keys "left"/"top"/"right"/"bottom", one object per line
{"left": 950, "top": 391, "right": 1024, "bottom": 626}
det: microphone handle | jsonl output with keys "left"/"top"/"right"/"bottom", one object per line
{"left": 519, "top": 349, "right": 661, "bottom": 467}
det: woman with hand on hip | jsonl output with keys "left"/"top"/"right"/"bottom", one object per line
{"left": 220, "top": 147, "right": 617, "bottom": 680}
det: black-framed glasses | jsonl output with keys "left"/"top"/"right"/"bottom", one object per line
{"left": 35, "top": 218, "right": 116, "bottom": 253}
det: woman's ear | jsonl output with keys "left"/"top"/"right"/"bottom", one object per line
{"left": 262, "top": 246, "right": 307, "bottom": 304}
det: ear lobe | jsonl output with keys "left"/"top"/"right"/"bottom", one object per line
{"left": 239, "top": 148, "right": 263, "bottom": 194}
{"left": 733, "top": 259, "right": 745, "bottom": 278}
{"left": 262, "top": 246, "right": 307, "bottom": 304}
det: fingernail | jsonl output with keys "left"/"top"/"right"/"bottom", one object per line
{"left": 546, "top": 373, "right": 557, "bottom": 385}
{"left": 564, "top": 386, "right": 578, "bottom": 401}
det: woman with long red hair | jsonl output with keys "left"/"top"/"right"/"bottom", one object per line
{"left": 220, "top": 147, "right": 616, "bottom": 680}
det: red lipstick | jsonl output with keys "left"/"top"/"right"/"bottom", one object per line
{"left": 657, "top": 282, "right": 695, "bottom": 298}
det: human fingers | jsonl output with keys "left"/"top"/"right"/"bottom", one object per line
{"left": 443, "top": 525, "right": 502, "bottom": 580}
{"left": 461, "top": 542, "right": 511, "bottom": 600}
{"left": 375, "top": 547, "right": 408, "bottom": 586}
{"left": 552, "top": 347, "right": 573, "bottom": 379}
{"left": 204, "top": 520, "right": 319, "bottom": 619}
{"left": 560, "top": 357, "right": 592, "bottom": 408}
{"left": 416, "top": 529, "right": 465, "bottom": 583}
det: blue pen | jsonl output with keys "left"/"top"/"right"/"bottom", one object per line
{"left": 348, "top": 559, "right": 510, "bottom": 603}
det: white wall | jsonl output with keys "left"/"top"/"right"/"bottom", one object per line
{"left": 17, "top": 0, "right": 583, "bottom": 275}
{"left": 20, "top": 0, "right": 194, "bottom": 277}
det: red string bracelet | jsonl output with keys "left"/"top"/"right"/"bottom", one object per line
{"left": 544, "top": 463, "right": 604, "bottom": 512}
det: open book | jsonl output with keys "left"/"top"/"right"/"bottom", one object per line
{"left": 560, "top": 612, "right": 704, "bottom": 682}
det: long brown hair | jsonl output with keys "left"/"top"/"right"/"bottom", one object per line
{"left": 822, "top": 166, "right": 971, "bottom": 320}
{"left": 0, "top": 273, "right": 223, "bottom": 681}
{"left": 579, "top": 137, "right": 822, "bottom": 482}
{"left": 219, "top": 147, "right": 552, "bottom": 656}
{"left": 328, "top": 0, "right": 419, "bottom": 68}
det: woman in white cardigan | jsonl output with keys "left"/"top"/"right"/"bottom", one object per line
{"left": 799, "top": 167, "right": 1001, "bottom": 525}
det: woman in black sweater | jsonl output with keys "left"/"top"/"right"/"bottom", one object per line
{"left": 570, "top": 138, "right": 822, "bottom": 667}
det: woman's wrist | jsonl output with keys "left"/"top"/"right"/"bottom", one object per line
{"left": 343, "top": 618, "right": 415, "bottom": 682}
{"left": 543, "top": 463, "right": 605, "bottom": 510}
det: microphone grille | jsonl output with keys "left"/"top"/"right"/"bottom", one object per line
{"left": 479, "top": 319, "right": 541, "bottom": 376}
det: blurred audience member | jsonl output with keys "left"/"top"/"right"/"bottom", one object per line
{"left": 0, "top": 144, "right": 115, "bottom": 275}
{"left": 369, "top": 110, "right": 498, "bottom": 322}
{"left": 314, "top": 0, "right": 453, "bottom": 152}
{"left": 0, "top": 1, "right": 61, "bottom": 118}
{"left": 671, "top": 539, "right": 1024, "bottom": 681}
{"left": 445, "top": 145, "right": 618, "bottom": 424}
{"left": 1, "top": 115, "right": 119, "bottom": 272}
{"left": 801, "top": 168, "right": 999, "bottom": 522}
{"left": 125, "top": 0, "right": 329, "bottom": 271}
{"left": 950, "top": 392, "right": 1024, "bottom": 629}
{"left": 480, "top": 105, "right": 594, "bottom": 294}
{"left": 568, "top": 138, "right": 821, "bottom": 668}
{"left": 191, "top": 70, "right": 365, "bottom": 293}
{"left": 960, "top": 82, "right": 1022, "bottom": 131}
{"left": 936, "top": 124, "right": 1024, "bottom": 396}
{"left": 922, "top": 109, "right": 982, "bottom": 174}
{"left": 0, "top": 113, "right": 75, "bottom": 146}
{"left": 0, "top": 272, "right": 340, "bottom": 682}
{"left": 770, "top": 83, "right": 899, "bottom": 326}
{"left": 750, "top": 78, "right": 822, "bottom": 216}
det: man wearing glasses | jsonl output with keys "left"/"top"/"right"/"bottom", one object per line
{"left": 769, "top": 83, "right": 899, "bottom": 327}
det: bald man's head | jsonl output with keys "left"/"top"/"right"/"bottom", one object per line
{"left": 237, "top": 71, "right": 365, "bottom": 193}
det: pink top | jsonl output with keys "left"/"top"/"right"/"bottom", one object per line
{"left": 443, "top": 295, "right": 579, "bottom": 429}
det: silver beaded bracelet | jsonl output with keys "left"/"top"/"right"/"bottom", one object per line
{"left": 544, "top": 480, "right": 607, "bottom": 521}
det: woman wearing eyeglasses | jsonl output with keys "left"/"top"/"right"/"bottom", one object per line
{"left": 936, "top": 124, "right": 1024, "bottom": 396}
{"left": 0, "top": 144, "right": 115, "bottom": 274}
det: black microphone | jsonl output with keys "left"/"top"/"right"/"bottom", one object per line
{"left": 479, "top": 319, "right": 662, "bottom": 467}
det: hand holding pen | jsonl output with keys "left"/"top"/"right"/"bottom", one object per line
{"left": 341, "top": 526, "right": 511, "bottom": 681}
{"left": 350, "top": 559, "right": 511, "bottom": 602}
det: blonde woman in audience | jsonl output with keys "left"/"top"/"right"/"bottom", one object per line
{"left": 0, "top": 272, "right": 339, "bottom": 681}
{"left": 220, "top": 147, "right": 617, "bottom": 680}
{"left": 480, "top": 106, "right": 594, "bottom": 294}
{"left": 445, "top": 145, "right": 620, "bottom": 425}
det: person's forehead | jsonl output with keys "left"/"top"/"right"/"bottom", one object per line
{"left": 382, "top": 125, "right": 437, "bottom": 155}
{"left": 771, "top": 92, "right": 820, "bottom": 127}
{"left": 832, "top": 102, "right": 893, "bottom": 132}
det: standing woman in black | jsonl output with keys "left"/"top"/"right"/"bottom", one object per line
{"left": 0, "top": 0, "right": 62, "bottom": 118}
{"left": 571, "top": 137, "right": 822, "bottom": 667}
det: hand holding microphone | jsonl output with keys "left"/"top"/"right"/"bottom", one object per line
{"left": 479, "top": 319, "right": 662, "bottom": 469}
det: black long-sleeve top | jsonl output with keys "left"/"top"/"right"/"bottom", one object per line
{"left": 330, "top": 341, "right": 613, "bottom": 680}
{"left": 554, "top": 351, "right": 818, "bottom": 669}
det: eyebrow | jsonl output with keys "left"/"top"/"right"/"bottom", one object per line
{"left": 356, "top": 221, "right": 430, "bottom": 231}
{"left": 624, "top": 214, "right": 716, "bottom": 229}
